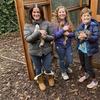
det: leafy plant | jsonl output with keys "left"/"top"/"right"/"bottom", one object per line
{"left": 0, "top": 0, "right": 18, "bottom": 34}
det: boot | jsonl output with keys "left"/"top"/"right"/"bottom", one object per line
{"left": 34, "top": 74, "right": 46, "bottom": 91}
{"left": 48, "top": 75, "right": 55, "bottom": 87}
{"left": 44, "top": 71, "right": 55, "bottom": 86}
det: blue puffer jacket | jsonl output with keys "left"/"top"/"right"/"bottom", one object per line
{"left": 75, "top": 19, "right": 100, "bottom": 56}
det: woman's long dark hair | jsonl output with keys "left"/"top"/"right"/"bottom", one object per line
{"left": 28, "top": 4, "right": 45, "bottom": 23}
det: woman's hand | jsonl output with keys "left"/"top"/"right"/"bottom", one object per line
{"left": 39, "top": 30, "right": 47, "bottom": 39}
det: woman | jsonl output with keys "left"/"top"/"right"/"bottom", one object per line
{"left": 24, "top": 4, "right": 54, "bottom": 91}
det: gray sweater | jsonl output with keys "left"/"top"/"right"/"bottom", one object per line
{"left": 24, "top": 20, "right": 54, "bottom": 56}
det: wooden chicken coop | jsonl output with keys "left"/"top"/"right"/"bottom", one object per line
{"left": 14, "top": 0, "right": 52, "bottom": 80}
{"left": 14, "top": 0, "right": 100, "bottom": 80}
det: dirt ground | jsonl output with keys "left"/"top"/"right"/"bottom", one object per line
{"left": 0, "top": 33, "right": 100, "bottom": 100}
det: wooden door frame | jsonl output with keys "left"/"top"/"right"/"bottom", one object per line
{"left": 91, "top": 0, "right": 100, "bottom": 21}
{"left": 14, "top": 0, "right": 35, "bottom": 80}
{"left": 14, "top": 0, "right": 52, "bottom": 80}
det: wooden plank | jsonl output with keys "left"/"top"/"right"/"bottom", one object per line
{"left": 91, "top": 0, "right": 100, "bottom": 21}
{"left": 24, "top": 1, "right": 50, "bottom": 9}
{"left": 14, "top": 0, "right": 35, "bottom": 80}
{"left": 67, "top": 5, "right": 82, "bottom": 12}
{"left": 96, "top": 15, "right": 100, "bottom": 21}
{"left": 42, "top": 1, "right": 52, "bottom": 21}
{"left": 24, "top": 0, "right": 49, "bottom": 3}
{"left": 91, "top": 0, "right": 97, "bottom": 19}
{"left": 24, "top": 0, "right": 50, "bottom": 5}
{"left": 80, "top": 0, "right": 82, "bottom": 7}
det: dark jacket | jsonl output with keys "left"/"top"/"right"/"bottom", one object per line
{"left": 24, "top": 20, "right": 54, "bottom": 56}
{"left": 75, "top": 19, "right": 100, "bottom": 56}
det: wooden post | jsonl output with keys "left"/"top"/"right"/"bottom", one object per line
{"left": 14, "top": 0, "right": 35, "bottom": 80}
{"left": 80, "top": 0, "right": 82, "bottom": 7}
{"left": 43, "top": 6, "right": 51, "bottom": 21}
{"left": 91, "top": 0, "right": 97, "bottom": 19}
{"left": 44, "top": 0, "right": 52, "bottom": 21}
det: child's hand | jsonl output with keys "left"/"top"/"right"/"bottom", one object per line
{"left": 78, "top": 36, "right": 85, "bottom": 41}
{"left": 63, "top": 25, "right": 70, "bottom": 31}
{"left": 80, "top": 32, "right": 87, "bottom": 38}
{"left": 64, "top": 31, "right": 69, "bottom": 36}
{"left": 78, "top": 32, "right": 87, "bottom": 40}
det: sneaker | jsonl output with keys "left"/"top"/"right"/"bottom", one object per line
{"left": 67, "top": 67, "right": 73, "bottom": 73}
{"left": 62, "top": 72, "right": 69, "bottom": 80}
{"left": 87, "top": 81, "right": 98, "bottom": 89}
{"left": 78, "top": 75, "right": 88, "bottom": 82}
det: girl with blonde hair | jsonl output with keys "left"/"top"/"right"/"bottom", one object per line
{"left": 52, "top": 6, "right": 75, "bottom": 80}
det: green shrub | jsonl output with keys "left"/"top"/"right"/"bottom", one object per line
{"left": 0, "top": 0, "right": 18, "bottom": 34}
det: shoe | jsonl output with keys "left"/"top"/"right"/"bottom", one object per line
{"left": 62, "top": 72, "right": 69, "bottom": 80}
{"left": 44, "top": 71, "right": 55, "bottom": 87}
{"left": 67, "top": 67, "right": 73, "bottom": 73}
{"left": 36, "top": 74, "right": 46, "bottom": 91}
{"left": 87, "top": 81, "right": 98, "bottom": 89}
{"left": 78, "top": 75, "right": 88, "bottom": 83}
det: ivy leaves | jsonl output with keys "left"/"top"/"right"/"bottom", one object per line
{"left": 0, "top": 0, "right": 18, "bottom": 34}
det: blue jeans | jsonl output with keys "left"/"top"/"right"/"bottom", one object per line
{"left": 31, "top": 53, "right": 52, "bottom": 75}
{"left": 56, "top": 45, "right": 73, "bottom": 72}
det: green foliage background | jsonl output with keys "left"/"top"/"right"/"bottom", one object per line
{"left": 0, "top": 0, "right": 87, "bottom": 34}
{"left": 0, "top": 0, "right": 18, "bottom": 34}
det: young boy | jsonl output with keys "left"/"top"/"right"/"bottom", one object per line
{"left": 75, "top": 7, "right": 99, "bottom": 88}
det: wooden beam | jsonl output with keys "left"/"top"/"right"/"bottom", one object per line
{"left": 67, "top": 5, "right": 82, "bottom": 12}
{"left": 91, "top": 0, "right": 97, "bottom": 19}
{"left": 14, "top": 0, "right": 35, "bottom": 80}
{"left": 42, "top": 1, "right": 52, "bottom": 21}
{"left": 24, "top": 1, "right": 50, "bottom": 6}
{"left": 80, "top": 0, "right": 82, "bottom": 7}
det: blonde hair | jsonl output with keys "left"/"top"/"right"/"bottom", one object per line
{"left": 51, "top": 6, "right": 74, "bottom": 31}
{"left": 80, "top": 7, "right": 92, "bottom": 16}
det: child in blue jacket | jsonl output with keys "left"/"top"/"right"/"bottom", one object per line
{"left": 75, "top": 7, "right": 99, "bottom": 88}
